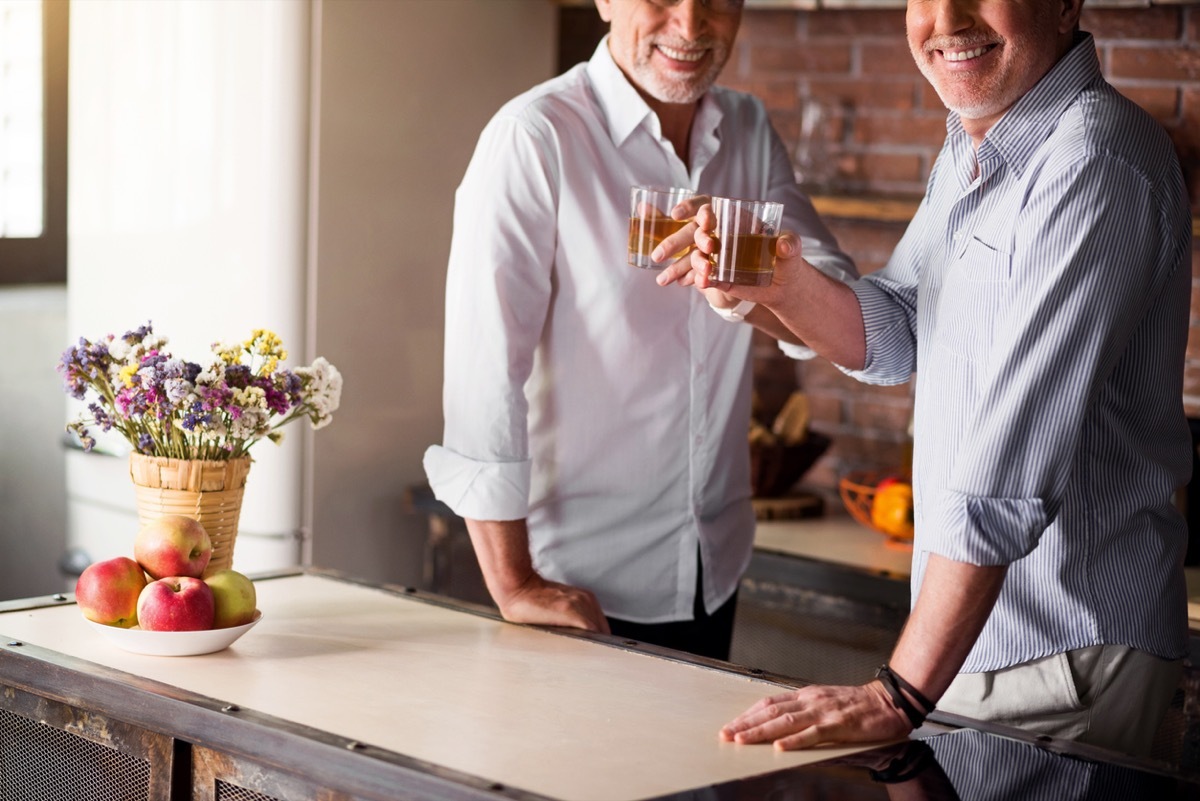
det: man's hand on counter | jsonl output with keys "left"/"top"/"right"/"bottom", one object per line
{"left": 499, "top": 575, "right": 611, "bottom": 634}
{"left": 464, "top": 517, "right": 611, "bottom": 634}
{"left": 719, "top": 680, "right": 912, "bottom": 750}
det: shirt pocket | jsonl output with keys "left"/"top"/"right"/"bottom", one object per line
{"left": 933, "top": 235, "right": 1013, "bottom": 363}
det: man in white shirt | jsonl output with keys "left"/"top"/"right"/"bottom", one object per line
{"left": 423, "top": 0, "right": 854, "bottom": 659}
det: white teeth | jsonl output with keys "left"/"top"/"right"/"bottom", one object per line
{"left": 944, "top": 46, "right": 989, "bottom": 62}
{"left": 658, "top": 45, "right": 704, "bottom": 63}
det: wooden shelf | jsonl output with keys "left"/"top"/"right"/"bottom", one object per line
{"left": 811, "top": 193, "right": 1200, "bottom": 238}
{"left": 810, "top": 194, "right": 919, "bottom": 224}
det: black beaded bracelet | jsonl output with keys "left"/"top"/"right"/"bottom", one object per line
{"left": 875, "top": 664, "right": 935, "bottom": 728}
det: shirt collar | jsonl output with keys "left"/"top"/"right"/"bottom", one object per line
{"left": 948, "top": 32, "right": 1101, "bottom": 179}
{"left": 587, "top": 35, "right": 656, "bottom": 147}
{"left": 585, "top": 34, "right": 724, "bottom": 156}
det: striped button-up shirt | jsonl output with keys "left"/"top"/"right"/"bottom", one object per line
{"left": 847, "top": 33, "right": 1193, "bottom": 672}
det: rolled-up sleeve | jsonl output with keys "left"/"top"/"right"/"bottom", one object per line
{"left": 926, "top": 153, "right": 1174, "bottom": 564}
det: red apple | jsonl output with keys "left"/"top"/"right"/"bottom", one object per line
{"left": 134, "top": 515, "right": 212, "bottom": 579}
{"left": 136, "top": 577, "right": 215, "bottom": 631}
{"left": 75, "top": 556, "right": 148, "bottom": 628}
{"left": 204, "top": 569, "right": 257, "bottom": 628}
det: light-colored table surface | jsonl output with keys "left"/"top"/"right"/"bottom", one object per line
{"left": 0, "top": 573, "right": 881, "bottom": 801}
{"left": 753, "top": 514, "right": 913, "bottom": 580}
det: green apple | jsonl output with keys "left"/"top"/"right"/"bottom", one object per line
{"left": 204, "top": 569, "right": 257, "bottom": 628}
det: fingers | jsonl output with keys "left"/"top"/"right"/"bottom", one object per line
{"left": 651, "top": 219, "right": 698, "bottom": 266}
{"left": 775, "top": 231, "right": 801, "bottom": 262}
{"left": 719, "top": 683, "right": 912, "bottom": 751}
{"left": 720, "top": 695, "right": 806, "bottom": 743}
{"left": 671, "top": 194, "right": 711, "bottom": 220}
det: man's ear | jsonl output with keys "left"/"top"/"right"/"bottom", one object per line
{"left": 595, "top": 0, "right": 614, "bottom": 24}
{"left": 1059, "top": 0, "right": 1085, "bottom": 34}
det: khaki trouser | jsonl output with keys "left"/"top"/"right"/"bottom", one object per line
{"left": 937, "top": 644, "right": 1183, "bottom": 757}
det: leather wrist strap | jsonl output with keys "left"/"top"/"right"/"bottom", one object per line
{"left": 875, "top": 664, "right": 934, "bottom": 728}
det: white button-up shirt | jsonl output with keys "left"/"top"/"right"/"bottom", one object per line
{"left": 424, "top": 39, "right": 854, "bottom": 623}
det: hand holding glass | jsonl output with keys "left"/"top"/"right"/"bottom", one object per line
{"left": 708, "top": 197, "right": 783, "bottom": 287}
{"left": 628, "top": 185, "right": 696, "bottom": 269}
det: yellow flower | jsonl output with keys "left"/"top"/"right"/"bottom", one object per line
{"left": 119, "top": 363, "right": 138, "bottom": 388}
{"left": 232, "top": 385, "right": 267, "bottom": 409}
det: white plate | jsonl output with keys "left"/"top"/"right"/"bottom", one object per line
{"left": 86, "top": 611, "right": 262, "bottom": 656}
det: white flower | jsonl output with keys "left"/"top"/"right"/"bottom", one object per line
{"left": 295, "top": 357, "right": 343, "bottom": 429}
{"left": 164, "top": 377, "right": 193, "bottom": 404}
{"left": 229, "top": 405, "right": 270, "bottom": 440}
{"left": 196, "top": 363, "right": 224, "bottom": 386}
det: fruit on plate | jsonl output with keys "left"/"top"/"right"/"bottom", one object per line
{"left": 136, "top": 576, "right": 216, "bottom": 632}
{"left": 75, "top": 556, "right": 148, "bottom": 628}
{"left": 204, "top": 569, "right": 258, "bottom": 628}
{"left": 134, "top": 515, "right": 212, "bottom": 580}
{"left": 872, "top": 479, "right": 915, "bottom": 540}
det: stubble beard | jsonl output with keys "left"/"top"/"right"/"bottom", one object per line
{"left": 631, "top": 37, "right": 729, "bottom": 105}
{"left": 911, "top": 34, "right": 1013, "bottom": 121}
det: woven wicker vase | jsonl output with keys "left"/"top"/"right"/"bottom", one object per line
{"left": 128, "top": 453, "right": 252, "bottom": 577}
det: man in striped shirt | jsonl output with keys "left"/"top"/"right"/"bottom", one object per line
{"left": 660, "top": 0, "right": 1191, "bottom": 755}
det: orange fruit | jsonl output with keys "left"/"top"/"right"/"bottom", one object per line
{"left": 872, "top": 481, "right": 915, "bottom": 540}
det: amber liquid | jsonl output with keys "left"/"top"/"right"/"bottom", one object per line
{"left": 714, "top": 233, "right": 780, "bottom": 286}
{"left": 628, "top": 216, "right": 690, "bottom": 268}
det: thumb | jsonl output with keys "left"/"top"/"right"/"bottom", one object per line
{"left": 776, "top": 232, "right": 802, "bottom": 261}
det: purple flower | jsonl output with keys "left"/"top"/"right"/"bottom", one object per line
{"left": 122, "top": 323, "right": 153, "bottom": 344}
{"left": 225, "top": 364, "right": 252, "bottom": 388}
{"left": 87, "top": 403, "right": 115, "bottom": 432}
{"left": 57, "top": 338, "right": 112, "bottom": 399}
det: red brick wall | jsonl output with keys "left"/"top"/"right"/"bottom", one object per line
{"left": 558, "top": 7, "right": 1200, "bottom": 499}
{"left": 726, "top": 7, "right": 1200, "bottom": 499}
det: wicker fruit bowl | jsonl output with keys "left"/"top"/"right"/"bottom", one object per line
{"left": 838, "top": 469, "right": 915, "bottom": 543}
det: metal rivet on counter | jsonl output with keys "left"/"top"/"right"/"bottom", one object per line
{"left": 346, "top": 740, "right": 365, "bottom": 750}
{"left": 221, "top": 704, "right": 240, "bottom": 713}
{"left": 51, "top": 594, "right": 67, "bottom": 602}
{"left": 488, "top": 783, "right": 505, "bottom": 792}
{"left": 6, "top": 642, "right": 21, "bottom": 647}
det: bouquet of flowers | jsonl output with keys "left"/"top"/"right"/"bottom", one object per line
{"left": 58, "top": 323, "right": 343, "bottom": 461}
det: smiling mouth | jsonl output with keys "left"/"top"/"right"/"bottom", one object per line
{"left": 940, "top": 44, "right": 996, "bottom": 63}
{"left": 657, "top": 44, "right": 706, "bottom": 63}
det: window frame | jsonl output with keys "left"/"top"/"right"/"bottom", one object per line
{"left": 1, "top": 0, "right": 67, "bottom": 285}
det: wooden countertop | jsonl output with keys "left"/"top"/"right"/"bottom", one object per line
{"left": 754, "top": 514, "right": 913, "bottom": 580}
{"left": 0, "top": 573, "right": 878, "bottom": 801}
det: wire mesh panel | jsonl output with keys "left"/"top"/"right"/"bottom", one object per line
{"left": 215, "top": 779, "right": 284, "bottom": 801}
{"left": 0, "top": 708, "right": 151, "bottom": 801}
